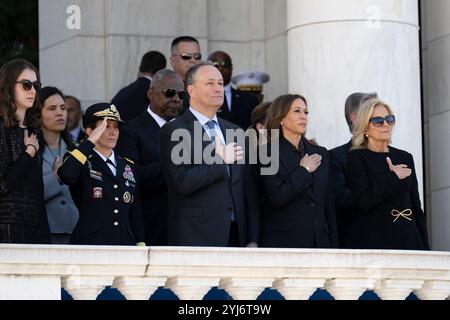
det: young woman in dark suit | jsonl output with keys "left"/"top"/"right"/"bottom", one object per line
{"left": 259, "top": 94, "right": 338, "bottom": 248}
{"left": 347, "top": 98, "right": 429, "bottom": 250}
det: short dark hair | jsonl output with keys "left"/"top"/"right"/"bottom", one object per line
{"left": 185, "top": 62, "right": 212, "bottom": 86}
{"left": 171, "top": 36, "right": 200, "bottom": 53}
{"left": 150, "top": 69, "right": 180, "bottom": 89}
{"left": 38, "top": 86, "right": 65, "bottom": 105}
{"left": 64, "top": 95, "right": 81, "bottom": 110}
{"left": 344, "top": 92, "right": 378, "bottom": 132}
{"left": 139, "top": 51, "right": 166, "bottom": 74}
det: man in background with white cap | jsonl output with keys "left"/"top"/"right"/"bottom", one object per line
{"left": 232, "top": 70, "right": 270, "bottom": 104}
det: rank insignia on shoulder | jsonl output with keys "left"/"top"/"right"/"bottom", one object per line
{"left": 93, "top": 187, "right": 103, "bottom": 199}
{"left": 123, "top": 165, "right": 136, "bottom": 183}
{"left": 123, "top": 191, "right": 131, "bottom": 203}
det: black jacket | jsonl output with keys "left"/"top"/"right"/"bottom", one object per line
{"left": 259, "top": 137, "right": 338, "bottom": 248}
{"left": 0, "top": 124, "right": 50, "bottom": 244}
{"left": 330, "top": 140, "right": 356, "bottom": 248}
{"left": 115, "top": 111, "right": 168, "bottom": 245}
{"left": 112, "top": 77, "right": 151, "bottom": 122}
{"left": 58, "top": 140, "right": 145, "bottom": 245}
{"left": 159, "top": 109, "right": 259, "bottom": 246}
{"left": 347, "top": 147, "right": 429, "bottom": 250}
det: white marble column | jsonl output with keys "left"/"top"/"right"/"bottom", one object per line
{"left": 422, "top": 0, "right": 450, "bottom": 251}
{"left": 286, "top": 0, "right": 424, "bottom": 199}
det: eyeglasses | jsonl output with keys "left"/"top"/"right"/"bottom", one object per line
{"left": 210, "top": 60, "right": 232, "bottom": 69}
{"left": 162, "top": 89, "right": 186, "bottom": 99}
{"left": 16, "top": 80, "right": 41, "bottom": 91}
{"left": 174, "top": 53, "right": 202, "bottom": 61}
{"left": 369, "top": 115, "right": 396, "bottom": 127}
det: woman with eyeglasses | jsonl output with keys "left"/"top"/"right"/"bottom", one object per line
{"left": 0, "top": 59, "right": 50, "bottom": 243}
{"left": 347, "top": 98, "right": 429, "bottom": 250}
{"left": 259, "top": 94, "right": 338, "bottom": 248}
{"left": 38, "top": 87, "right": 79, "bottom": 244}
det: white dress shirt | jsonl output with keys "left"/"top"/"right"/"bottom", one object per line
{"left": 147, "top": 106, "right": 167, "bottom": 128}
{"left": 189, "top": 107, "right": 226, "bottom": 145}
{"left": 94, "top": 149, "right": 117, "bottom": 176}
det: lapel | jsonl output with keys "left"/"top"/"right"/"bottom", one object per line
{"left": 230, "top": 88, "right": 240, "bottom": 118}
{"left": 217, "top": 99, "right": 232, "bottom": 120}
{"left": 182, "top": 110, "right": 211, "bottom": 158}
{"left": 304, "top": 141, "right": 324, "bottom": 202}
{"left": 115, "top": 156, "right": 126, "bottom": 183}
{"left": 90, "top": 151, "right": 117, "bottom": 181}
{"left": 139, "top": 111, "right": 162, "bottom": 144}
{"left": 279, "top": 137, "right": 315, "bottom": 200}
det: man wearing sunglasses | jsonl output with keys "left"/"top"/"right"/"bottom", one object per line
{"left": 116, "top": 69, "right": 184, "bottom": 245}
{"left": 207, "top": 51, "right": 259, "bottom": 130}
{"left": 170, "top": 36, "right": 202, "bottom": 81}
{"left": 330, "top": 92, "right": 377, "bottom": 248}
{"left": 112, "top": 51, "right": 166, "bottom": 122}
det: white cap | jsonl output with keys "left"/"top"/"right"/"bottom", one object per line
{"left": 231, "top": 71, "right": 270, "bottom": 92}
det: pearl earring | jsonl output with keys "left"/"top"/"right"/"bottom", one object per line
{"left": 281, "top": 122, "right": 284, "bottom": 126}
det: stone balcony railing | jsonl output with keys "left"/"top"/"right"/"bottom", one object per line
{"left": 0, "top": 244, "right": 449, "bottom": 300}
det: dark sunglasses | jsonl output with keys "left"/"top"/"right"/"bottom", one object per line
{"left": 369, "top": 115, "right": 396, "bottom": 127}
{"left": 210, "top": 60, "right": 232, "bottom": 69}
{"left": 162, "top": 89, "right": 186, "bottom": 99}
{"left": 16, "top": 80, "right": 41, "bottom": 91}
{"left": 176, "top": 53, "right": 202, "bottom": 61}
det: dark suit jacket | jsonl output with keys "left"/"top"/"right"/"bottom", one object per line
{"left": 259, "top": 137, "right": 338, "bottom": 248}
{"left": 112, "top": 77, "right": 151, "bottom": 122}
{"left": 217, "top": 88, "right": 259, "bottom": 129}
{"left": 159, "top": 109, "right": 259, "bottom": 246}
{"left": 115, "top": 111, "right": 168, "bottom": 245}
{"left": 58, "top": 140, "right": 145, "bottom": 245}
{"left": 329, "top": 140, "right": 356, "bottom": 248}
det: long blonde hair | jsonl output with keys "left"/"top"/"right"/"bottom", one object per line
{"left": 351, "top": 98, "right": 395, "bottom": 150}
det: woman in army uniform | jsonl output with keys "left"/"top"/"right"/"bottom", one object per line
{"left": 58, "top": 103, "right": 145, "bottom": 246}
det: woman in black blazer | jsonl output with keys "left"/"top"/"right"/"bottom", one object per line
{"left": 259, "top": 94, "right": 338, "bottom": 248}
{"left": 346, "top": 98, "right": 429, "bottom": 250}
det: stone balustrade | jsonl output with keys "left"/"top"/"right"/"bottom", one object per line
{"left": 0, "top": 244, "right": 449, "bottom": 300}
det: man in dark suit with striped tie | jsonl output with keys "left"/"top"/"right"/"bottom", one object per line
{"left": 159, "top": 62, "right": 259, "bottom": 247}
